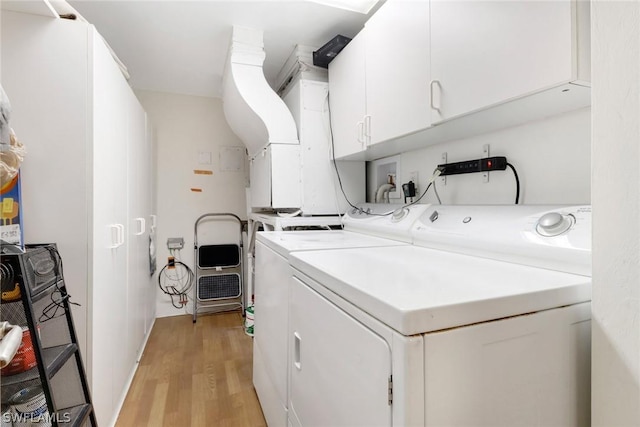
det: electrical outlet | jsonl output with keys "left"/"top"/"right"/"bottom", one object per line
{"left": 482, "top": 144, "right": 490, "bottom": 183}
{"left": 167, "top": 237, "right": 184, "bottom": 250}
{"left": 437, "top": 156, "right": 507, "bottom": 176}
{"left": 441, "top": 153, "right": 447, "bottom": 185}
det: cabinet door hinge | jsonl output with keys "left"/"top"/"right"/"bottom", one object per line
{"left": 388, "top": 375, "right": 393, "bottom": 405}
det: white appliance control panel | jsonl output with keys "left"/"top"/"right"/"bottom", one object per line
{"left": 343, "top": 203, "right": 430, "bottom": 242}
{"left": 345, "top": 203, "right": 403, "bottom": 219}
{"left": 412, "top": 205, "right": 592, "bottom": 275}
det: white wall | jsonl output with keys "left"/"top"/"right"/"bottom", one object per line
{"left": 367, "top": 107, "right": 591, "bottom": 205}
{"left": 591, "top": 2, "right": 640, "bottom": 425}
{"left": 136, "top": 90, "right": 248, "bottom": 318}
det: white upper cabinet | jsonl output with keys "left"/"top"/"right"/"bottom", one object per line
{"left": 329, "top": 0, "right": 430, "bottom": 159}
{"left": 365, "top": 0, "right": 430, "bottom": 146}
{"left": 430, "top": 0, "right": 581, "bottom": 123}
{"left": 328, "top": 0, "right": 590, "bottom": 160}
{"left": 328, "top": 32, "right": 367, "bottom": 159}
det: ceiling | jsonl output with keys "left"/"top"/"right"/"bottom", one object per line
{"left": 66, "top": 0, "right": 379, "bottom": 98}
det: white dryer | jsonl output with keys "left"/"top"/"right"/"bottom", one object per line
{"left": 288, "top": 205, "right": 592, "bottom": 427}
{"left": 253, "top": 203, "right": 430, "bottom": 427}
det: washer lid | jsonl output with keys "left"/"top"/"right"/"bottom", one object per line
{"left": 256, "top": 230, "right": 406, "bottom": 258}
{"left": 290, "top": 245, "right": 590, "bottom": 336}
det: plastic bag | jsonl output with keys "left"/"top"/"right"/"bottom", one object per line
{"left": 0, "top": 84, "right": 10, "bottom": 147}
{"left": 0, "top": 85, "right": 26, "bottom": 183}
{"left": 0, "top": 130, "right": 26, "bottom": 184}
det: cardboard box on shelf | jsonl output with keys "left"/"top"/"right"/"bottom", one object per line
{"left": 1, "top": 171, "right": 24, "bottom": 249}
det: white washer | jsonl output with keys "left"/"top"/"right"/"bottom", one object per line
{"left": 253, "top": 203, "right": 430, "bottom": 427}
{"left": 288, "top": 205, "right": 592, "bottom": 427}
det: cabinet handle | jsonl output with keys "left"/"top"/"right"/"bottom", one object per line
{"left": 109, "top": 224, "right": 125, "bottom": 248}
{"left": 430, "top": 80, "right": 441, "bottom": 111}
{"left": 135, "top": 217, "right": 146, "bottom": 235}
{"left": 294, "top": 331, "right": 302, "bottom": 371}
{"left": 357, "top": 121, "right": 364, "bottom": 145}
{"left": 109, "top": 224, "right": 120, "bottom": 249}
{"left": 364, "top": 115, "right": 371, "bottom": 145}
{"left": 117, "top": 224, "right": 125, "bottom": 247}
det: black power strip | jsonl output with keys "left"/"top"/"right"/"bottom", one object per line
{"left": 437, "top": 156, "right": 508, "bottom": 176}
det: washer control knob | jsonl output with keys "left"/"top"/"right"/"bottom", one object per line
{"left": 391, "top": 207, "right": 409, "bottom": 222}
{"left": 536, "top": 212, "right": 574, "bottom": 236}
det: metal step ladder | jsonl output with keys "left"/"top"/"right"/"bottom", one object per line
{"left": 192, "top": 213, "right": 245, "bottom": 323}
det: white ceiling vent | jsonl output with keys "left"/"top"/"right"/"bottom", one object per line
{"left": 222, "top": 26, "right": 298, "bottom": 158}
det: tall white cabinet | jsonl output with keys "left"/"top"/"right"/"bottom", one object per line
{"left": 1, "top": 11, "right": 156, "bottom": 427}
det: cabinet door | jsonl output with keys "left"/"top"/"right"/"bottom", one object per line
{"left": 365, "top": 0, "right": 430, "bottom": 145}
{"left": 91, "top": 30, "right": 130, "bottom": 426}
{"left": 430, "top": 0, "right": 574, "bottom": 123}
{"left": 289, "top": 277, "right": 392, "bottom": 427}
{"left": 125, "top": 89, "right": 149, "bottom": 369}
{"left": 1, "top": 11, "right": 92, "bottom": 362}
{"left": 145, "top": 119, "right": 157, "bottom": 335}
{"left": 328, "top": 33, "right": 367, "bottom": 159}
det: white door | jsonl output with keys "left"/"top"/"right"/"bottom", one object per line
{"left": 289, "top": 277, "right": 392, "bottom": 427}
{"left": 328, "top": 33, "right": 367, "bottom": 159}
{"left": 1, "top": 11, "right": 92, "bottom": 360}
{"left": 365, "top": 0, "right": 431, "bottom": 145}
{"left": 91, "top": 29, "right": 129, "bottom": 425}
{"left": 125, "top": 88, "right": 149, "bottom": 367}
{"left": 430, "top": 0, "right": 574, "bottom": 123}
{"left": 145, "top": 118, "right": 157, "bottom": 335}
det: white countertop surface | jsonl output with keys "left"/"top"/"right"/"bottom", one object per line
{"left": 290, "top": 245, "right": 591, "bottom": 335}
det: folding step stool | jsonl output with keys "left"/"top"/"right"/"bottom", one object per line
{"left": 193, "top": 213, "right": 245, "bottom": 323}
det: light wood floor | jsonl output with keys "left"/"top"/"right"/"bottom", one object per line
{"left": 115, "top": 312, "right": 267, "bottom": 427}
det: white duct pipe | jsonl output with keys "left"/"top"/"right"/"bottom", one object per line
{"left": 222, "top": 26, "right": 298, "bottom": 158}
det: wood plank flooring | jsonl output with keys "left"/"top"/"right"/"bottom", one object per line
{"left": 115, "top": 312, "right": 267, "bottom": 427}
